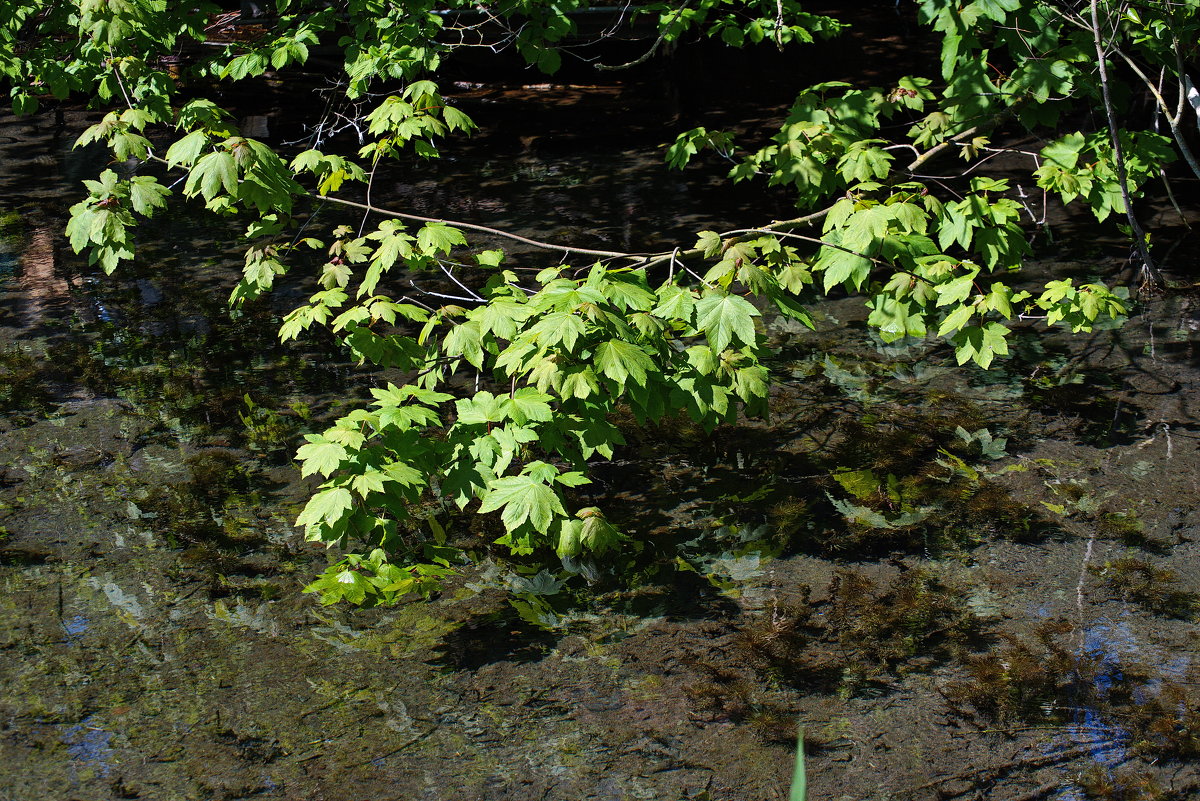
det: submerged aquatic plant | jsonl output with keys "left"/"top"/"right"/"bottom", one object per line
{"left": 947, "top": 618, "right": 1200, "bottom": 766}
{"left": 0, "top": 345, "right": 53, "bottom": 416}
{"left": 239, "top": 394, "right": 308, "bottom": 454}
{"left": 1077, "top": 765, "right": 1172, "bottom": 801}
{"left": 1089, "top": 557, "right": 1199, "bottom": 619}
{"left": 946, "top": 618, "right": 1081, "bottom": 724}
{"left": 825, "top": 567, "right": 984, "bottom": 690}
{"left": 724, "top": 567, "right": 984, "bottom": 697}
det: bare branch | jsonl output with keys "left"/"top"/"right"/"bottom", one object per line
{"left": 595, "top": 0, "right": 690, "bottom": 71}
{"left": 316, "top": 194, "right": 645, "bottom": 260}
{"left": 1090, "top": 0, "right": 1161, "bottom": 286}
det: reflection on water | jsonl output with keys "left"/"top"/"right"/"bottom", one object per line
{"left": 16, "top": 225, "right": 69, "bottom": 328}
{"left": 59, "top": 716, "right": 114, "bottom": 781}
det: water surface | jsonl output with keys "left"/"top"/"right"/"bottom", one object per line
{"left": 2, "top": 66, "right": 1200, "bottom": 801}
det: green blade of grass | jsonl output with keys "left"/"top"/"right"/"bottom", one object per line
{"left": 789, "top": 726, "right": 807, "bottom": 801}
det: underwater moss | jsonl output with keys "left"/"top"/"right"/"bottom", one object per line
{"left": 947, "top": 619, "right": 1200, "bottom": 767}
{"left": 136, "top": 449, "right": 266, "bottom": 555}
{"left": 824, "top": 398, "right": 991, "bottom": 477}
{"left": 767, "top": 497, "right": 810, "bottom": 538}
{"left": 1096, "top": 511, "right": 1159, "bottom": 549}
{"left": 945, "top": 618, "right": 1084, "bottom": 724}
{"left": 1077, "top": 765, "right": 1170, "bottom": 801}
{"left": 684, "top": 664, "right": 799, "bottom": 744}
{"left": 1126, "top": 679, "right": 1200, "bottom": 759}
{"left": 0, "top": 345, "right": 52, "bottom": 416}
{"left": 825, "top": 567, "right": 983, "bottom": 690}
{"left": 736, "top": 588, "right": 822, "bottom": 685}
{"left": 732, "top": 568, "right": 983, "bottom": 696}
{"left": 238, "top": 394, "right": 302, "bottom": 454}
{"left": 1089, "top": 556, "right": 1199, "bottom": 619}
{"left": 183, "top": 450, "right": 251, "bottom": 502}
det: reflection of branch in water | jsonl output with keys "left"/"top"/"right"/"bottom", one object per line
{"left": 16, "top": 225, "right": 68, "bottom": 327}
{"left": 900, "top": 745, "right": 1098, "bottom": 800}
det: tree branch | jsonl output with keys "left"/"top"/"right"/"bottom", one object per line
{"left": 903, "top": 103, "right": 1022, "bottom": 175}
{"left": 1090, "top": 0, "right": 1161, "bottom": 286}
{"left": 594, "top": 1, "right": 690, "bottom": 71}
{"left": 314, "top": 95, "right": 1024, "bottom": 278}
{"left": 1105, "top": 38, "right": 1200, "bottom": 181}
{"left": 315, "top": 194, "right": 645, "bottom": 260}
{"left": 634, "top": 206, "right": 833, "bottom": 271}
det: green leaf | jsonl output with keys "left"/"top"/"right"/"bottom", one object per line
{"left": 594, "top": 339, "right": 655, "bottom": 387}
{"left": 475, "top": 299, "right": 530, "bottom": 340}
{"left": 685, "top": 345, "right": 717, "bottom": 375}
{"left": 818, "top": 247, "right": 872, "bottom": 292}
{"left": 867, "top": 295, "right": 926, "bottom": 342}
{"left": 1005, "top": 59, "right": 1073, "bottom": 104}
{"left": 695, "top": 230, "right": 723, "bottom": 258}
{"left": 934, "top": 270, "right": 979, "bottom": 307}
{"left": 186, "top": 150, "right": 238, "bottom": 200}
{"left": 296, "top": 486, "right": 354, "bottom": 530}
{"left": 528, "top": 311, "right": 586, "bottom": 352}
{"left": 535, "top": 47, "right": 561, "bottom": 75}
{"left": 1039, "top": 132, "right": 1086, "bottom": 171}
{"left": 777, "top": 261, "right": 812, "bottom": 295}
{"left": 840, "top": 206, "right": 892, "bottom": 250}
{"left": 695, "top": 293, "right": 760, "bottom": 352}
{"left": 443, "top": 105, "right": 474, "bottom": 132}
{"left": 350, "top": 469, "right": 388, "bottom": 497}
{"left": 734, "top": 364, "right": 769, "bottom": 403}
{"left": 836, "top": 143, "right": 893, "bottom": 183}
{"left": 476, "top": 249, "right": 504, "bottom": 267}
{"left": 377, "top": 404, "right": 440, "bottom": 430}
{"left": 165, "top": 130, "right": 208, "bottom": 168}
{"left": 296, "top": 436, "right": 348, "bottom": 478}
{"left": 556, "top": 471, "right": 590, "bottom": 487}
{"left": 578, "top": 513, "right": 619, "bottom": 555}
{"left": 500, "top": 388, "right": 554, "bottom": 425}
{"left": 478, "top": 475, "right": 566, "bottom": 534}
{"left": 560, "top": 368, "right": 599, "bottom": 399}
{"left": 951, "top": 322, "right": 1010, "bottom": 369}
{"left": 596, "top": 274, "right": 654, "bottom": 311}
{"left": 443, "top": 320, "right": 484, "bottom": 369}
{"left": 417, "top": 221, "right": 466, "bottom": 254}
{"left": 973, "top": 0, "right": 1020, "bottom": 24}
{"left": 654, "top": 284, "right": 696, "bottom": 321}
{"left": 128, "top": 176, "right": 171, "bottom": 215}
{"left": 936, "top": 304, "right": 974, "bottom": 337}
{"left": 456, "top": 391, "right": 504, "bottom": 425}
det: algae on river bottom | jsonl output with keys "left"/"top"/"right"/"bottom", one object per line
{"left": 4, "top": 101, "right": 1200, "bottom": 800}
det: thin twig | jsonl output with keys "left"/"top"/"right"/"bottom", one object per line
{"left": 438, "top": 262, "right": 485, "bottom": 301}
{"left": 408, "top": 280, "right": 480, "bottom": 304}
{"left": 595, "top": 0, "right": 690, "bottom": 71}
{"left": 316, "top": 194, "right": 643, "bottom": 259}
{"left": 358, "top": 154, "right": 380, "bottom": 237}
{"left": 902, "top": 103, "right": 1022, "bottom": 174}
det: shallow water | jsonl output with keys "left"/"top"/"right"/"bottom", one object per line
{"left": 2, "top": 64, "right": 1200, "bottom": 801}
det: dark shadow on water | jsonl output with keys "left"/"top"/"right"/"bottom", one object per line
{"left": 427, "top": 612, "right": 559, "bottom": 671}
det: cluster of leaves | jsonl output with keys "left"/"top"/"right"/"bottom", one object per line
{"left": 645, "top": 0, "right": 846, "bottom": 48}
{"left": 5, "top": 0, "right": 1194, "bottom": 602}
{"left": 667, "top": 0, "right": 1192, "bottom": 366}
{"left": 284, "top": 240, "right": 789, "bottom": 601}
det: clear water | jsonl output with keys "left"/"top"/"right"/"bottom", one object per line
{"left": 2, "top": 72, "right": 1200, "bottom": 801}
